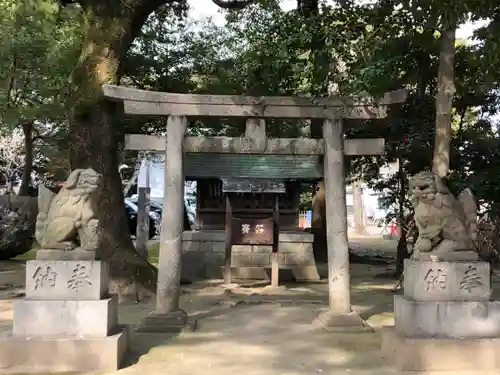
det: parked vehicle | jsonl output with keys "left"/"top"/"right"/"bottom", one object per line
{"left": 126, "top": 196, "right": 163, "bottom": 221}
{"left": 124, "top": 199, "right": 158, "bottom": 239}
{"left": 127, "top": 195, "right": 196, "bottom": 228}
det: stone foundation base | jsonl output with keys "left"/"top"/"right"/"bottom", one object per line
{"left": 182, "top": 230, "right": 319, "bottom": 281}
{"left": 36, "top": 249, "right": 96, "bottom": 261}
{"left": 403, "top": 259, "right": 491, "bottom": 301}
{"left": 136, "top": 309, "right": 192, "bottom": 333}
{"left": 13, "top": 297, "right": 117, "bottom": 337}
{"left": 0, "top": 326, "right": 129, "bottom": 373}
{"left": 215, "top": 266, "right": 320, "bottom": 281}
{"left": 413, "top": 250, "right": 479, "bottom": 262}
{"left": 381, "top": 326, "right": 500, "bottom": 371}
{"left": 394, "top": 295, "right": 500, "bottom": 338}
{"left": 313, "top": 311, "right": 373, "bottom": 333}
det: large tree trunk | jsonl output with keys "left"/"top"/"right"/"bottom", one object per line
{"left": 432, "top": 13, "right": 457, "bottom": 178}
{"left": 352, "top": 180, "right": 367, "bottom": 235}
{"left": 18, "top": 120, "right": 34, "bottom": 197}
{"left": 312, "top": 181, "right": 327, "bottom": 262}
{"left": 122, "top": 154, "right": 142, "bottom": 197}
{"left": 68, "top": 2, "right": 160, "bottom": 300}
{"left": 184, "top": 206, "right": 191, "bottom": 230}
{"left": 395, "top": 162, "right": 409, "bottom": 276}
{"left": 298, "top": 0, "right": 330, "bottom": 263}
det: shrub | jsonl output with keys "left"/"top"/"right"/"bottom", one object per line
{"left": 0, "top": 195, "right": 37, "bottom": 260}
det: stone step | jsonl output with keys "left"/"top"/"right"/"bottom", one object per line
{"left": 13, "top": 297, "right": 117, "bottom": 338}
{"left": 394, "top": 295, "right": 500, "bottom": 338}
{"left": 25, "top": 260, "right": 108, "bottom": 301}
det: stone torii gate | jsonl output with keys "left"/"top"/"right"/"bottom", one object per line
{"left": 103, "top": 84, "right": 407, "bottom": 331}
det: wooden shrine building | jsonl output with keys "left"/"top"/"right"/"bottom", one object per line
{"left": 134, "top": 149, "right": 325, "bottom": 281}
{"left": 186, "top": 154, "right": 321, "bottom": 230}
{"left": 124, "top": 129, "right": 388, "bottom": 282}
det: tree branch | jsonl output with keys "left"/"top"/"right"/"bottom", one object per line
{"left": 6, "top": 53, "right": 18, "bottom": 106}
{"left": 142, "top": 0, "right": 185, "bottom": 15}
{"left": 60, "top": 0, "right": 85, "bottom": 7}
{"left": 212, "top": 0, "right": 257, "bottom": 9}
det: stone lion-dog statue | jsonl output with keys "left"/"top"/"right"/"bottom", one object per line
{"left": 409, "top": 171, "right": 477, "bottom": 257}
{"left": 35, "top": 168, "right": 102, "bottom": 252}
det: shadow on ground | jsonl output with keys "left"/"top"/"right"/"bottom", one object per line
{"left": 120, "top": 303, "right": 390, "bottom": 375}
{"left": 114, "top": 260, "right": 401, "bottom": 375}
{"left": 0, "top": 238, "right": 409, "bottom": 375}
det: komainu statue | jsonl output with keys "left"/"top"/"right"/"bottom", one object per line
{"left": 409, "top": 171, "right": 477, "bottom": 257}
{"left": 35, "top": 169, "right": 102, "bottom": 254}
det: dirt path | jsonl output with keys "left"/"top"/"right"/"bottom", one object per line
{"left": 109, "top": 250, "right": 401, "bottom": 375}
{"left": 1, "top": 236, "right": 496, "bottom": 374}
{"left": 119, "top": 304, "right": 388, "bottom": 375}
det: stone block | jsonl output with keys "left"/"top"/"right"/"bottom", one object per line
{"left": 199, "top": 241, "right": 213, "bottom": 252}
{"left": 182, "top": 251, "right": 206, "bottom": 280}
{"left": 36, "top": 249, "right": 96, "bottom": 261}
{"left": 313, "top": 311, "right": 372, "bottom": 333}
{"left": 279, "top": 232, "right": 313, "bottom": 243}
{"left": 291, "top": 266, "right": 321, "bottom": 281}
{"left": 414, "top": 251, "right": 479, "bottom": 262}
{"left": 232, "top": 245, "right": 251, "bottom": 253}
{"left": 381, "top": 326, "right": 500, "bottom": 371}
{"left": 225, "top": 266, "right": 269, "bottom": 280}
{"left": 212, "top": 242, "right": 226, "bottom": 252}
{"left": 279, "top": 241, "right": 295, "bottom": 253}
{"left": 252, "top": 253, "right": 271, "bottom": 266}
{"left": 0, "top": 326, "right": 128, "bottom": 373}
{"left": 13, "top": 297, "right": 117, "bottom": 337}
{"left": 205, "top": 251, "right": 225, "bottom": 273}
{"left": 394, "top": 295, "right": 500, "bottom": 338}
{"left": 25, "top": 260, "right": 108, "bottom": 301}
{"left": 182, "top": 240, "right": 199, "bottom": 252}
{"left": 301, "top": 242, "right": 314, "bottom": 257}
{"left": 403, "top": 259, "right": 491, "bottom": 301}
{"left": 204, "top": 264, "right": 223, "bottom": 279}
{"left": 136, "top": 310, "right": 188, "bottom": 333}
{"left": 252, "top": 245, "right": 272, "bottom": 253}
{"left": 284, "top": 252, "right": 299, "bottom": 265}
{"left": 285, "top": 246, "right": 314, "bottom": 266}
{"left": 232, "top": 252, "right": 253, "bottom": 266}
{"left": 182, "top": 230, "right": 225, "bottom": 242}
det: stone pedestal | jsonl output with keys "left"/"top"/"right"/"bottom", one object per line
{"left": 0, "top": 260, "right": 128, "bottom": 373}
{"left": 313, "top": 310, "right": 373, "bottom": 333}
{"left": 137, "top": 309, "right": 191, "bottom": 333}
{"left": 181, "top": 231, "right": 320, "bottom": 281}
{"left": 381, "top": 258, "right": 500, "bottom": 371}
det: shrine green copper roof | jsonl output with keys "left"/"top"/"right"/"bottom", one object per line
{"left": 184, "top": 153, "right": 322, "bottom": 180}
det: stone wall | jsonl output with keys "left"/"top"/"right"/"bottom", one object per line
{"left": 181, "top": 230, "right": 320, "bottom": 281}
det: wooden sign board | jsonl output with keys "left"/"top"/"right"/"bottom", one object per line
{"left": 222, "top": 179, "right": 286, "bottom": 194}
{"left": 231, "top": 216, "right": 274, "bottom": 245}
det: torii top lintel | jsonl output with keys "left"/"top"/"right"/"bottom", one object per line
{"left": 102, "top": 84, "right": 407, "bottom": 120}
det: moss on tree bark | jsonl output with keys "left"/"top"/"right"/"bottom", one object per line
{"left": 64, "top": 0, "right": 259, "bottom": 299}
{"left": 67, "top": 1, "right": 162, "bottom": 300}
